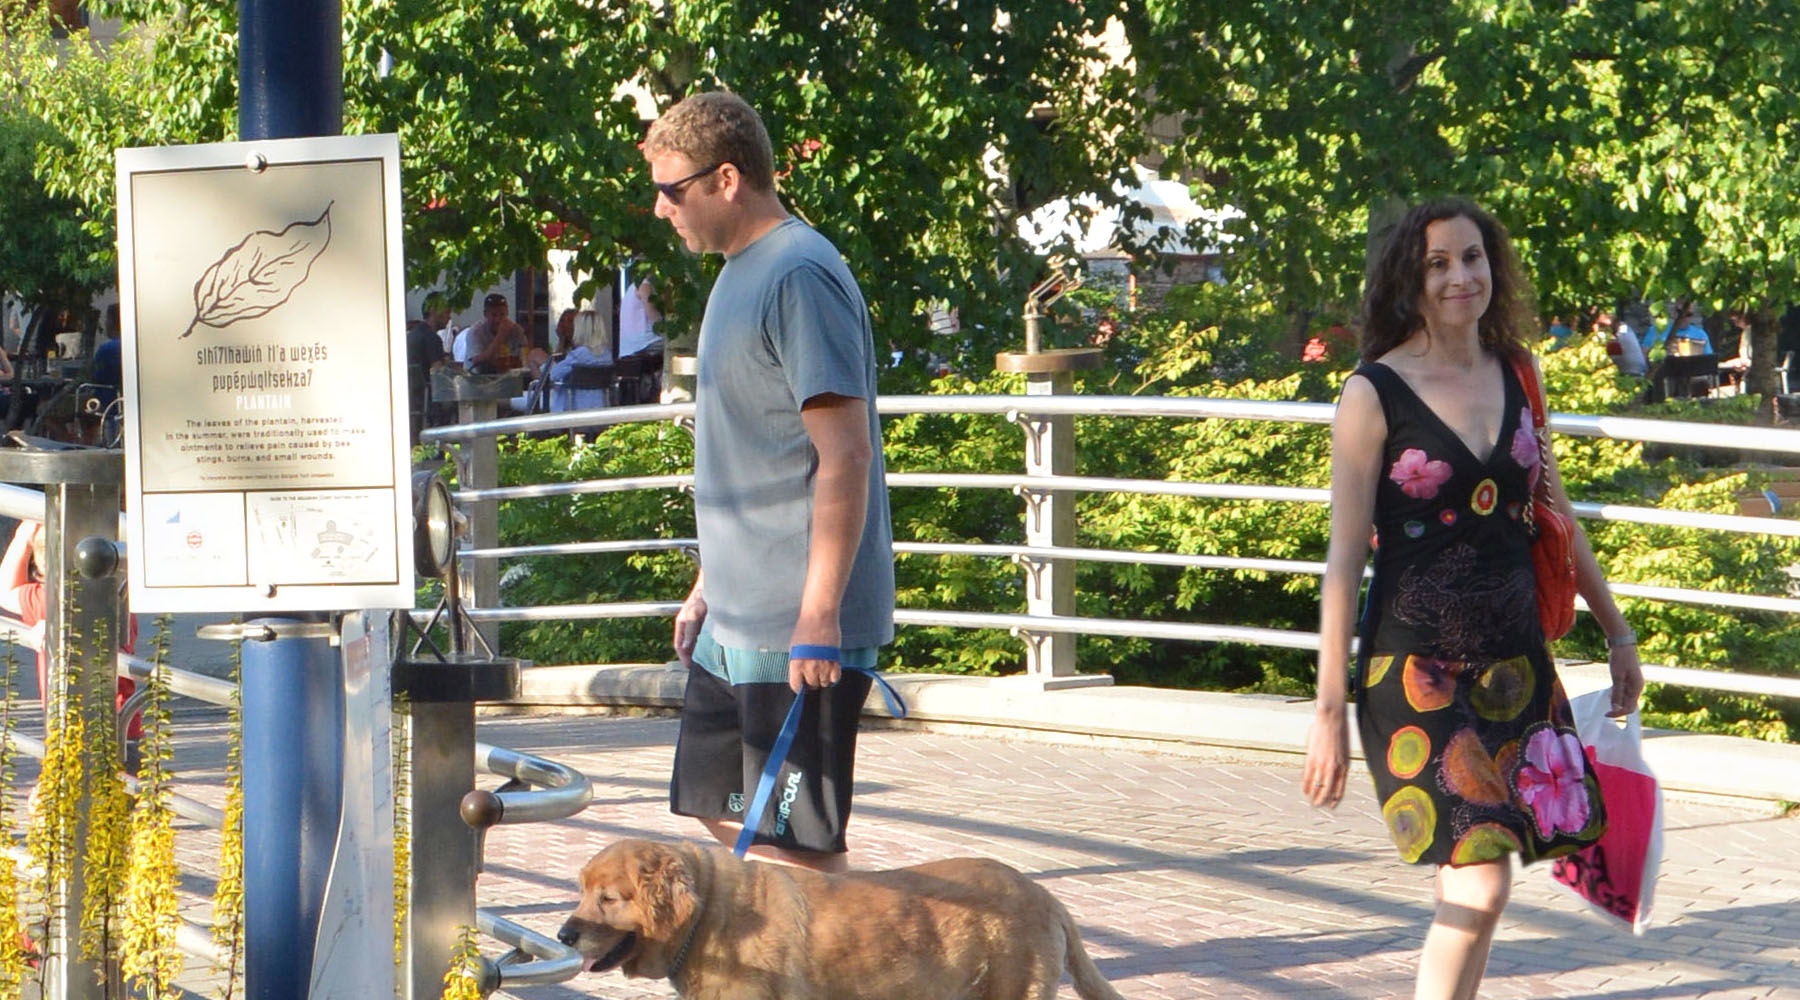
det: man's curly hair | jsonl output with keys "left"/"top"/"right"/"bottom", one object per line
{"left": 644, "top": 91, "right": 776, "bottom": 193}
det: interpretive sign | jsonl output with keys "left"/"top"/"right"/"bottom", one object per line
{"left": 116, "top": 134, "right": 414, "bottom": 612}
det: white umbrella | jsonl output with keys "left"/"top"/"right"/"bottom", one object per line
{"left": 1019, "top": 164, "right": 1240, "bottom": 258}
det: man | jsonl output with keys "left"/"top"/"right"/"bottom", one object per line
{"left": 647, "top": 91, "right": 894, "bottom": 873}
{"left": 1662, "top": 304, "right": 1713, "bottom": 356}
{"left": 465, "top": 292, "right": 527, "bottom": 373}
{"left": 618, "top": 275, "right": 664, "bottom": 358}
{"left": 406, "top": 293, "right": 449, "bottom": 441}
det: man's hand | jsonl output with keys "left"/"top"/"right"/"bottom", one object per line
{"left": 787, "top": 617, "right": 842, "bottom": 694}
{"left": 673, "top": 585, "right": 707, "bottom": 668}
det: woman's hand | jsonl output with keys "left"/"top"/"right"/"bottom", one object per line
{"left": 1607, "top": 642, "right": 1644, "bottom": 718}
{"left": 1302, "top": 703, "right": 1350, "bottom": 809}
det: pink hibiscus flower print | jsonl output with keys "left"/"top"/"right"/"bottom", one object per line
{"left": 1509, "top": 410, "right": 1539, "bottom": 471}
{"left": 1389, "top": 448, "right": 1453, "bottom": 499}
{"left": 1515, "top": 726, "right": 1591, "bottom": 839}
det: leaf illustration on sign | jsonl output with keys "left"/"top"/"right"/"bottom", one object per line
{"left": 181, "top": 202, "right": 333, "bottom": 338}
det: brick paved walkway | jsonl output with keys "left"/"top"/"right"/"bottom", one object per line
{"left": 473, "top": 714, "right": 1800, "bottom": 1000}
{"left": 7, "top": 702, "right": 1797, "bottom": 999}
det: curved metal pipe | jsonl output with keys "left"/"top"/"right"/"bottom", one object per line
{"left": 462, "top": 742, "right": 592, "bottom": 828}
{"left": 475, "top": 909, "right": 585, "bottom": 989}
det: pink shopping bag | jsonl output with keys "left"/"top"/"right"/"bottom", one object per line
{"left": 1549, "top": 688, "right": 1663, "bottom": 934}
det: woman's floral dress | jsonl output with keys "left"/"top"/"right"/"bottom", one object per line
{"left": 1352, "top": 359, "right": 1605, "bottom": 867}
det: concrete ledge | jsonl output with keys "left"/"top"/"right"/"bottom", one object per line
{"left": 514, "top": 661, "right": 1800, "bottom": 806}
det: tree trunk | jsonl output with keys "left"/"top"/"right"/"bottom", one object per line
{"left": 1748, "top": 304, "right": 1780, "bottom": 399}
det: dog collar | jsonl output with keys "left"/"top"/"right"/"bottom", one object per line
{"left": 665, "top": 899, "right": 704, "bottom": 985}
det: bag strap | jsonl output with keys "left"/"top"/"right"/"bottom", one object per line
{"left": 1510, "top": 352, "right": 1548, "bottom": 432}
{"left": 1508, "top": 352, "right": 1559, "bottom": 533}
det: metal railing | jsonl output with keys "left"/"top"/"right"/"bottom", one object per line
{"left": 420, "top": 391, "right": 1800, "bottom": 701}
{"left": 1, "top": 478, "right": 588, "bottom": 994}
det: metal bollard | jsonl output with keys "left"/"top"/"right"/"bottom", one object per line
{"left": 392, "top": 649, "right": 519, "bottom": 1000}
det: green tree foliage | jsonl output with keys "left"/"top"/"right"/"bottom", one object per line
{"left": 1125, "top": 1, "right": 1800, "bottom": 392}
{"left": 0, "top": 5, "right": 116, "bottom": 311}
{"left": 25, "top": 0, "right": 1144, "bottom": 367}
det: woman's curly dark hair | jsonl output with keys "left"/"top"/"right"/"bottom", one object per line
{"left": 1359, "top": 197, "right": 1537, "bottom": 363}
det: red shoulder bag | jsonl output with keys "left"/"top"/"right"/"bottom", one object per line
{"left": 1511, "top": 354, "right": 1578, "bottom": 641}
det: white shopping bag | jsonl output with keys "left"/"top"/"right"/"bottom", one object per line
{"left": 1549, "top": 688, "right": 1663, "bottom": 934}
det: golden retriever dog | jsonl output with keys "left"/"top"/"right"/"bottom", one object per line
{"left": 558, "top": 837, "right": 1124, "bottom": 999}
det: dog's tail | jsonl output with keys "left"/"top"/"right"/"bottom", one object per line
{"left": 1058, "top": 900, "right": 1124, "bottom": 1000}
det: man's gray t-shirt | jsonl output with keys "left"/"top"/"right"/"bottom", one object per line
{"left": 694, "top": 217, "right": 895, "bottom": 651}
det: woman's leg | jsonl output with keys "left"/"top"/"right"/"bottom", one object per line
{"left": 1415, "top": 859, "right": 1511, "bottom": 1000}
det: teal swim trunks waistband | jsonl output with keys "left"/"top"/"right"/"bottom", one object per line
{"left": 692, "top": 625, "right": 880, "bottom": 685}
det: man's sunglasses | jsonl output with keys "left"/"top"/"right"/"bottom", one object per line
{"left": 654, "top": 161, "right": 728, "bottom": 203}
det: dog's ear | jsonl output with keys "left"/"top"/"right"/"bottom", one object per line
{"left": 634, "top": 845, "right": 698, "bottom": 939}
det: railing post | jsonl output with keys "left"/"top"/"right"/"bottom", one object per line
{"left": 0, "top": 449, "right": 126, "bottom": 999}
{"left": 435, "top": 373, "right": 520, "bottom": 655}
{"left": 393, "top": 644, "right": 519, "bottom": 1000}
{"left": 996, "top": 277, "right": 1110, "bottom": 688}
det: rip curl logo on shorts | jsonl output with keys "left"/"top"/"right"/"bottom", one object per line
{"left": 727, "top": 792, "right": 745, "bottom": 813}
{"left": 773, "top": 770, "right": 803, "bottom": 836}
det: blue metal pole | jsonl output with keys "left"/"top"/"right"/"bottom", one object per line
{"left": 238, "top": 4, "right": 343, "bottom": 998}
{"left": 241, "top": 625, "right": 343, "bottom": 999}
{"left": 239, "top": 0, "right": 343, "bottom": 140}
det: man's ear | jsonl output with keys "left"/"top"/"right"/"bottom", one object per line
{"left": 715, "top": 162, "right": 743, "bottom": 202}
{"left": 634, "top": 846, "right": 698, "bottom": 939}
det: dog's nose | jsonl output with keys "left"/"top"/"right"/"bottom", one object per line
{"left": 556, "top": 924, "right": 579, "bottom": 947}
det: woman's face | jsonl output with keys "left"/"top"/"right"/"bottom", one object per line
{"left": 1416, "top": 215, "right": 1492, "bottom": 336}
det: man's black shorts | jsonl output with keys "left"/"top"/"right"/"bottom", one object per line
{"left": 670, "top": 661, "right": 873, "bottom": 854}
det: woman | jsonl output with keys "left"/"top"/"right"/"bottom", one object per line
{"left": 546, "top": 309, "right": 613, "bottom": 412}
{"left": 1303, "top": 198, "right": 1644, "bottom": 1000}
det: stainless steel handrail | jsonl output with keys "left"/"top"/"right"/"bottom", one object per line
{"left": 421, "top": 401, "right": 694, "bottom": 443}
{"left": 476, "top": 909, "right": 585, "bottom": 988}
{"left": 464, "top": 539, "right": 696, "bottom": 560}
{"left": 472, "top": 742, "right": 592, "bottom": 825}
{"left": 453, "top": 473, "right": 692, "bottom": 505}
{"left": 418, "top": 392, "right": 1800, "bottom": 455}
{"left": 452, "top": 537, "right": 1800, "bottom": 617}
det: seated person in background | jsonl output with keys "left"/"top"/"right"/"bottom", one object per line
{"left": 1604, "top": 310, "right": 1648, "bottom": 377}
{"left": 619, "top": 278, "right": 664, "bottom": 358}
{"left": 1660, "top": 304, "right": 1713, "bottom": 356}
{"left": 451, "top": 324, "right": 473, "bottom": 367}
{"left": 0, "top": 521, "right": 141, "bottom": 767}
{"left": 405, "top": 294, "right": 448, "bottom": 439}
{"left": 548, "top": 309, "right": 614, "bottom": 412}
{"left": 91, "top": 304, "right": 124, "bottom": 410}
{"left": 552, "top": 308, "right": 578, "bottom": 357}
{"left": 465, "top": 292, "right": 528, "bottom": 374}
{"left": 508, "top": 310, "right": 612, "bottom": 414}
{"left": 1545, "top": 315, "right": 1574, "bottom": 351}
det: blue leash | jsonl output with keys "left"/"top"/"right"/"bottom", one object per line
{"left": 733, "top": 644, "right": 907, "bottom": 857}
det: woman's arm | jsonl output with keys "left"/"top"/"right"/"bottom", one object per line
{"left": 1531, "top": 356, "right": 1644, "bottom": 717}
{"left": 1304, "top": 374, "right": 1385, "bottom": 808}
{"left": 0, "top": 521, "right": 40, "bottom": 616}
